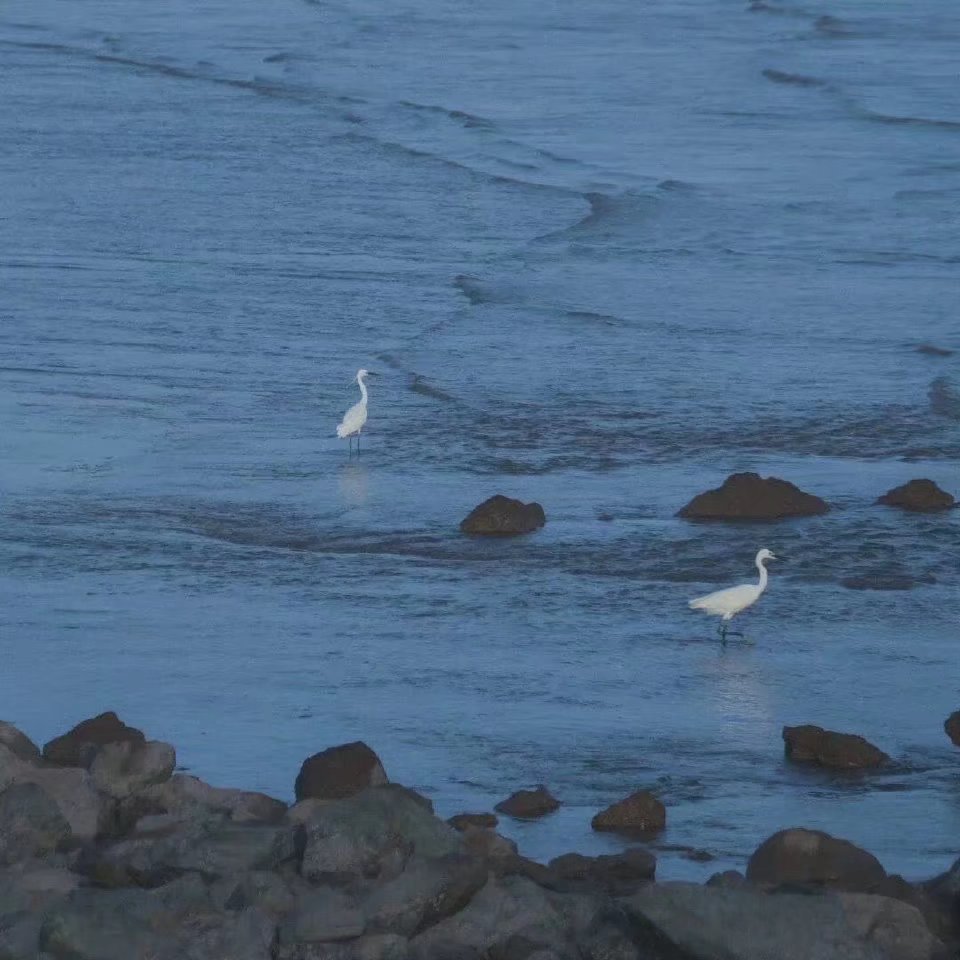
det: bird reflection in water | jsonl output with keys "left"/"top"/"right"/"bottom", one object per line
{"left": 338, "top": 462, "right": 369, "bottom": 506}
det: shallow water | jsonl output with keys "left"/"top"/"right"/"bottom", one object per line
{"left": 2, "top": 0, "right": 958, "bottom": 881}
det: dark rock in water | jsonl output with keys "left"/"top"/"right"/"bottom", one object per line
{"left": 494, "top": 786, "right": 559, "bottom": 820}
{"left": 0, "top": 782, "right": 72, "bottom": 866}
{"left": 706, "top": 869, "right": 746, "bottom": 888}
{"left": 783, "top": 725, "right": 889, "bottom": 770}
{"left": 547, "top": 848, "right": 656, "bottom": 895}
{"left": 590, "top": 790, "right": 665, "bottom": 835}
{"left": 877, "top": 479, "right": 955, "bottom": 512}
{"left": 459, "top": 495, "right": 546, "bottom": 536}
{"left": 678, "top": 472, "right": 829, "bottom": 520}
{"left": 944, "top": 712, "right": 960, "bottom": 748}
{"left": 295, "top": 741, "right": 388, "bottom": 802}
{"left": 624, "top": 882, "right": 940, "bottom": 960}
{"left": 300, "top": 784, "right": 461, "bottom": 882}
{"left": 747, "top": 828, "right": 887, "bottom": 893}
{"left": 447, "top": 812, "right": 497, "bottom": 831}
{"left": 0, "top": 722, "right": 42, "bottom": 764}
{"left": 43, "top": 711, "right": 145, "bottom": 768}
{"left": 915, "top": 344, "right": 954, "bottom": 357}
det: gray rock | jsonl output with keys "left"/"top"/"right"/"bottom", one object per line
{"left": 277, "top": 935, "right": 410, "bottom": 960}
{"left": 705, "top": 869, "right": 747, "bottom": 888}
{"left": 0, "top": 745, "right": 110, "bottom": 842}
{"left": 747, "top": 828, "right": 887, "bottom": 892}
{"left": 301, "top": 786, "right": 461, "bottom": 883}
{"left": 223, "top": 869, "right": 296, "bottom": 916}
{"left": 90, "top": 740, "right": 176, "bottom": 799}
{"left": 408, "top": 876, "right": 567, "bottom": 959}
{"left": 547, "top": 848, "right": 656, "bottom": 895}
{"left": 460, "top": 827, "right": 517, "bottom": 862}
{"left": 0, "top": 784, "right": 72, "bottom": 866}
{"left": 133, "top": 773, "right": 287, "bottom": 825}
{"left": 447, "top": 813, "right": 497, "bottom": 832}
{"left": 280, "top": 886, "right": 365, "bottom": 944}
{"left": 81, "top": 818, "right": 301, "bottom": 887}
{"left": 296, "top": 742, "right": 389, "bottom": 802}
{"left": 624, "top": 882, "right": 941, "bottom": 960}
{"left": 362, "top": 854, "right": 488, "bottom": 937}
{"left": 38, "top": 878, "right": 276, "bottom": 960}
{"left": 42, "top": 712, "right": 145, "bottom": 768}
{"left": 0, "top": 723, "right": 41, "bottom": 765}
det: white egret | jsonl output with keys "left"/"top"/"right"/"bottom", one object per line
{"left": 688, "top": 548, "right": 777, "bottom": 642}
{"left": 336, "top": 368, "right": 375, "bottom": 454}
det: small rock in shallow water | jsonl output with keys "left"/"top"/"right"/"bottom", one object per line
{"left": 943, "top": 712, "right": 960, "bottom": 748}
{"left": 447, "top": 812, "right": 497, "bottom": 831}
{"left": 877, "top": 478, "right": 956, "bottom": 512}
{"left": 677, "top": 471, "right": 829, "bottom": 520}
{"left": 295, "top": 741, "right": 388, "bottom": 802}
{"left": 494, "top": 786, "right": 560, "bottom": 819}
{"left": 591, "top": 790, "right": 666, "bottom": 836}
{"left": 782, "top": 724, "right": 889, "bottom": 770}
{"left": 459, "top": 494, "right": 546, "bottom": 536}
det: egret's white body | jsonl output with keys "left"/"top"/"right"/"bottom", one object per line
{"left": 689, "top": 548, "right": 777, "bottom": 640}
{"left": 336, "top": 368, "right": 373, "bottom": 453}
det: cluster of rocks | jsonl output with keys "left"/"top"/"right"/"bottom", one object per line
{"left": 1, "top": 714, "right": 959, "bottom": 959}
{"left": 460, "top": 475, "right": 955, "bottom": 537}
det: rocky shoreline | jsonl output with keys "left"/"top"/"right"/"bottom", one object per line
{"left": 1, "top": 713, "right": 957, "bottom": 959}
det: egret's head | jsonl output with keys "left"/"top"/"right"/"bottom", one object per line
{"left": 357, "top": 368, "right": 370, "bottom": 381}
{"left": 757, "top": 548, "right": 777, "bottom": 563}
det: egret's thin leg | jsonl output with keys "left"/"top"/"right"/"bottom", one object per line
{"left": 348, "top": 436, "right": 353, "bottom": 456}
{"left": 357, "top": 431, "right": 361, "bottom": 455}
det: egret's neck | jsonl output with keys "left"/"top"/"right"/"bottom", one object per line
{"left": 357, "top": 376, "right": 368, "bottom": 404}
{"left": 756, "top": 558, "right": 768, "bottom": 592}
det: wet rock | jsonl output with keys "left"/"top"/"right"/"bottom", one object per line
{"left": 915, "top": 344, "right": 954, "bottom": 357}
{"left": 80, "top": 818, "right": 301, "bottom": 887}
{"left": 624, "top": 882, "right": 940, "bottom": 960}
{"left": 0, "top": 744, "right": 110, "bottom": 841}
{"left": 706, "top": 870, "right": 747, "bottom": 888}
{"left": 223, "top": 869, "right": 296, "bottom": 917}
{"left": 408, "top": 875, "right": 567, "bottom": 960}
{"left": 0, "top": 783, "right": 72, "bottom": 866}
{"left": 90, "top": 739, "right": 176, "bottom": 800}
{"left": 746, "top": 828, "right": 887, "bottom": 892}
{"left": 296, "top": 742, "right": 389, "bottom": 802}
{"left": 494, "top": 786, "right": 559, "bottom": 820}
{"left": 547, "top": 848, "right": 656, "bottom": 895}
{"left": 460, "top": 826, "right": 517, "bottom": 862}
{"left": 677, "top": 472, "right": 829, "bottom": 520}
{"left": 43, "top": 711, "right": 145, "bottom": 768}
{"left": 280, "top": 886, "right": 366, "bottom": 945}
{"left": 878, "top": 479, "right": 955, "bottom": 513}
{"left": 133, "top": 772, "right": 288, "bottom": 826}
{"left": 782, "top": 724, "right": 889, "bottom": 770}
{"left": 447, "top": 813, "right": 497, "bottom": 832}
{"left": 362, "top": 853, "right": 488, "bottom": 937}
{"left": 459, "top": 495, "right": 546, "bottom": 536}
{"left": 277, "top": 935, "right": 410, "bottom": 960}
{"left": 590, "top": 791, "right": 665, "bottom": 835}
{"left": 301, "top": 785, "right": 461, "bottom": 882}
{"left": 0, "top": 722, "right": 41, "bottom": 764}
{"left": 944, "top": 712, "right": 960, "bottom": 748}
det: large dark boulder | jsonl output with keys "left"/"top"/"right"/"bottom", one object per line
{"left": 494, "top": 786, "right": 559, "bottom": 820}
{"left": 295, "top": 741, "right": 388, "bottom": 802}
{"left": 459, "top": 495, "right": 546, "bottom": 536}
{"left": 678, "top": 472, "right": 829, "bottom": 520}
{"left": 746, "top": 828, "right": 887, "bottom": 893}
{"left": 590, "top": 790, "right": 665, "bottom": 836}
{"left": 43, "top": 712, "right": 145, "bottom": 768}
{"left": 944, "top": 712, "right": 960, "bottom": 748}
{"left": 782, "top": 725, "right": 889, "bottom": 770}
{"left": 878, "top": 479, "right": 955, "bottom": 513}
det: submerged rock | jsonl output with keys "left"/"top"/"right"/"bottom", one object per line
{"left": 747, "top": 828, "right": 887, "bottom": 893}
{"left": 877, "top": 479, "right": 955, "bottom": 513}
{"left": 494, "top": 786, "right": 560, "bottom": 820}
{"left": 43, "top": 711, "right": 145, "bottom": 768}
{"left": 295, "top": 741, "right": 388, "bottom": 802}
{"left": 591, "top": 790, "right": 666, "bottom": 836}
{"left": 677, "top": 472, "right": 829, "bottom": 520}
{"left": 459, "top": 495, "right": 546, "bottom": 536}
{"left": 782, "top": 725, "right": 889, "bottom": 770}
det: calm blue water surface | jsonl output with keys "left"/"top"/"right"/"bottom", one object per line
{"left": 2, "top": 0, "right": 959, "bottom": 880}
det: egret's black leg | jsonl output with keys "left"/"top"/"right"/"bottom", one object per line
{"left": 718, "top": 622, "right": 728, "bottom": 644}
{"left": 357, "top": 431, "right": 361, "bottom": 455}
